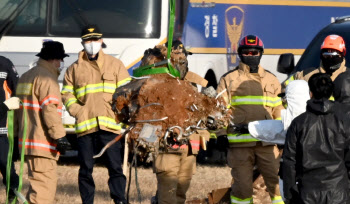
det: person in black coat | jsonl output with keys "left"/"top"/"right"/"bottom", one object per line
{"left": 282, "top": 73, "right": 350, "bottom": 204}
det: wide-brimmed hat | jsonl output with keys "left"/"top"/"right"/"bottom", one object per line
{"left": 36, "top": 41, "right": 69, "bottom": 60}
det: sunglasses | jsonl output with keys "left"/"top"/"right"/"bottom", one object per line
{"left": 241, "top": 49, "right": 260, "bottom": 56}
{"left": 322, "top": 51, "right": 341, "bottom": 58}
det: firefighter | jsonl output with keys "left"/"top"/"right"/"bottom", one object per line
{"left": 15, "top": 41, "right": 71, "bottom": 203}
{"left": 283, "top": 73, "right": 350, "bottom": 203}
{"left": 283, "top": 34, "right": 347, "bottom": 88}
{"left": 61, "top": 25, "right": 131, "bottom": 204}
{"left": 216, "top": 35, "right": 284, "bottom": 204}
{"left": 0, "top": 55, "right": 19, "bottom": 201}
{"left": 149, "top": 40, "right": 208, "bottom": 204}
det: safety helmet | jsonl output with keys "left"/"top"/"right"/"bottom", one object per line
{"left": 321, "top": 35, "right": 346, "bottom": 56}
{"left": 238, "top": 35, "right": 264, "bottom": 53}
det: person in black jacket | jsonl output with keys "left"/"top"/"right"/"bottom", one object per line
{"left": 0, "top": 56, "right": 19, "bottom": 201}
{"left": 282, "top": 73, "right": 350, "bottom": 204}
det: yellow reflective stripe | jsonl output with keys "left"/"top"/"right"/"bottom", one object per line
{"left": 228, "top": 133, "right": 259, "bottom": 143}
{"left": 329, "top": 96, "right": 334, "bottom": 101}
{"left": 103, "top": 82, "right": 117, "bottom": 93}
{"left": 117, "top": 77, "right": 132, "bottom": 87}
{"left": 275, "top": 117, "right": 281, "bottom": 120}
{"left": 271, "top": 196, "right": 284, "bottom": 204}
{"left": 61, "top": 85, "right": 74, "bottom": 94}
{"left": 230, "top": 196, "right": 253, "bottom": 204}
{"left": 284, "top": 75, "right": 295, "bottom": 86}
{"left": 209, "top": 132, "right": 217, "bottom": 139}
{"left": 227, "top": 104, "right": 231, "bottom": 109}
{"left": 76, "top": 83, "right": 104, "bottom": 98}
{"left": 97, "top": 116, "right": 122, "bottom": 130}
{"left": 231, "top": 96, "right": 282, "bottom": 107}
{"left": 75, "top": 118, "right": 98, "bottom": 133}
{"left": 65, "top": 98, "right": 78, "bottom": 108}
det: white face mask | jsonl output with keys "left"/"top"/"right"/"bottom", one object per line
{"left": 59, "top": 61, "right": 64, "bottom": 72}
{"left": 83, "top": 42, "right": 101, "bottom": 55}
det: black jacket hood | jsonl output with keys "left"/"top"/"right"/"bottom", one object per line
{"left": 334, "top": 70, "right": 350, "bottom": 103}
{"left": 306, "top": 98, "right": 334, "bottom": 115}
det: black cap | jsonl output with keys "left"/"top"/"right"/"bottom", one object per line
{"left": 81, "top": 24, "right": 103, "bottom": 40}
{"left": 36, "top": 41, "right": 69, "bottom": 60}
{"left": 165, "top": 40, "right": 192, "bottom": 56}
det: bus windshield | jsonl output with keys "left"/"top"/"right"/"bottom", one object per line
{"left": 5, "top": 0, "right": 161, "bottom": 38}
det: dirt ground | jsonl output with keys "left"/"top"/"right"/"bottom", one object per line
{"left": 0, "top": 160, "right": 275, "bottom": 204}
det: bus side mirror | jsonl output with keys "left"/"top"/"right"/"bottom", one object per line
{"left": 277, "top": 53, "right": 295, "bottom": 74}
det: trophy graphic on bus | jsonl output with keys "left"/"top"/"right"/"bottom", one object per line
{"left": 225, "top": 6, "right": 244, "bottom": 68}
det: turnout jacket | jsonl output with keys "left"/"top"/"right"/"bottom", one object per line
{"left": 62, "top": 50, "right": 131, "bottom": 137}
{"left": 15, "top": 59, "right": 65, "bottom": 160}
{"left": 282, "top": 99, "right": 350, "bottom": 203}
{"left": 0, "top": 56, "right": 18, "bottom": 136}
{"left": 217, "top": 62, "right": 283, "bottom": 147}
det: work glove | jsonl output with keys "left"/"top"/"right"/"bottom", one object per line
{"left": 4, "top": 97, "right": 20, "bottom": 110}
{"left": 56, "top": 137, "right": 71, "bottom": 155}
{"left": 206, "top": 115, "right": 217, "bottom": 130}
{"left": 227, "top": 124, "right": 249, "bottom": 134}
{"left": 216, "top": 135, "right": 229, "bottom": 151}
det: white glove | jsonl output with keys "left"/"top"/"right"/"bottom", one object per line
{"left": 4, "top": 97, "right": 20, "bottom": 110}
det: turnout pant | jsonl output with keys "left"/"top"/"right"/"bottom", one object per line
{"left": 154, "top": 148, "right": 196, "bottom": 204}
{"left": 26, "top": 155, "right": 57, "bottom": 204}
{"left": 0, "top": 136, "right": 19, "bottom": 197}
{"left": 77, "top": 130, "right": 126, "bottom": 204}
{"left": 228, "top": 144, "right": 283, "bottom": 204}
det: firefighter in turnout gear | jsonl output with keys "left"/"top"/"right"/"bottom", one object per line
{"left": 0, "top": 56, "right": 19, "bottom": 201}
{"left": 149, "top": 40, "right": 209, "bottom": 204}
{"left": 15, "top": 41, "right": 71, "bottom": 203}
{"left": 217, "top": 35, "right": 284, "bottom": 204}
{"left": 61, "top": 25, "right": 131, "bottom": 204}
{"left": 283, "top": 34, "right": 347, "bottom": 88}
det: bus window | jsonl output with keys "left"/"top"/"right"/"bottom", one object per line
{"left": 6, "top": 0, "right": 47, "bottom": 36}
{"left": 50, "top": 0, "right": 161, "bottom": 38}
{"left": 0, "top": 0, "right": 25, "bottom": 26}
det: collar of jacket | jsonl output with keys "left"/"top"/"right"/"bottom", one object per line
{"left": 78, "top": 49, "right": 105, "bottom": 69}
{"left": 238, "top": 62, "right": 265, "bottom": 78}
{"left": 306, "top": 98, "right": 334, "bottom": 115}
{"left": 319, "top": 60, "right": 346, "bottom": 80}
{"left": 37, "top": 59, "right": 59, "bottom": 78}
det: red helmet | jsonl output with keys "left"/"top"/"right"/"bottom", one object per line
{"left": 238, "top": 35, "right": 264, "bottom": 53}
{"left": 321, "top": 35, "right": 346, "bottom": 56}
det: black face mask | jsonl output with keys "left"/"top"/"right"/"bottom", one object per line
{"left": 321, "top": 55, "right": 343, "bottom": 74}
{"left": 239, "top": 55, "right": 262, "bottom": 73}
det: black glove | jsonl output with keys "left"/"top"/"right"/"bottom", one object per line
{"left": 227, "top": 124, "right": 249, "bottom": 134}
{"left": 206, "top": 115, "right": 217, "bottom": 130}
{"left": 56, "top": 137, "right": 71, "bottom": 155}
{"left": 216, "top": 135, "right": 229, "bottom": 151}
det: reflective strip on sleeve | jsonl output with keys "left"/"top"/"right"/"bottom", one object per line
{"left": 271, "top": 196, "right": 284, "bottom": 204}
{"left": 230, "top": 196, "right": 253, "bottom": 204}
{"left": 275, "top": 117, "right": 281, "bottom": 120}
{"left": 209, "top": 132, "right": 217, "bottom": 139}
{"left": 231, "top": 96, "right": 282, "bottom": 107}
{"left": 228, "top": 133, "right": 259, "bottom": 143}
{"left": 75, "top": 116, "right": 122, "bottom": 133}
{"left": 284, "top": 75, "right": 295, "bottom": 86}
{"left": 19, "top": 139, "right": 58, "bottom": 153}
{"left": 117, "top": 77, "right": 132, "bottom": 87}
{"left": 329, "top": 96, "right": 334, "bottom": 101}
{"left": 21, "top": 100, "right": 41, "bottom": 111}
{"left": 40, "top": 95, "right": 60, "bottom": 106}
{"left": 61, "top": 85, "right": 74, "bottom": 94}
{"left": 65, "top": 98, "right": 78, "bottom": 108}
{"left": 190, "top": 140, "right": 200, "bottom": 150}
